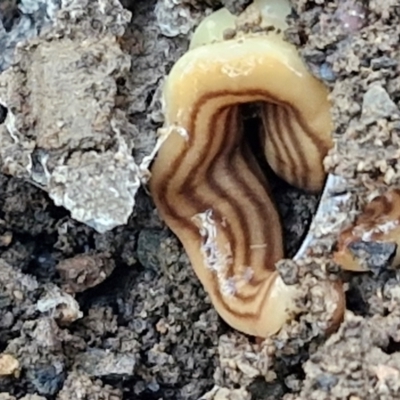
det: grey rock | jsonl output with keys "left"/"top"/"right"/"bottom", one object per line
{"left": 361, "top": 84, "right": 400, "bottom": 124}
{"left": 74, "top": 348, "right": 136, "bottom": 377}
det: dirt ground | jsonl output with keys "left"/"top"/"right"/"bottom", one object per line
{"left": 1, "top": 0, "right": 400, "bottom": 399}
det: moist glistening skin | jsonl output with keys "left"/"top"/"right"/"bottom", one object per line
{"left": 150, "top": 0, "right": 345, "bottom": 338}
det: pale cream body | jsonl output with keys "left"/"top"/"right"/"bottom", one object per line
{"left": 150, "top": 1, "right": 344, "bottom": 337}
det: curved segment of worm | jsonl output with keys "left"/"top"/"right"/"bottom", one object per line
{"left": 149, "top": 33, "right": 345, "bottom": 337}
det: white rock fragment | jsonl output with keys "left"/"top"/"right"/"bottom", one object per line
{"left": 155, "top": 0, "right": 206, "bottom": 37}
{"left": 0, "top": 0, "right": 159, "bottom": 232}
{"left": 49, "top": 150, "right": 141, "bottom": 233}
{"left": 294, "top": 174, "right": 353, "bottom": 259}
{"left": 36, "top": 285, "right": 83, "bottom": 324}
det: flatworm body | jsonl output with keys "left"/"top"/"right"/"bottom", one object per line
{"left": 150, "top": 33, "right": 344, "bottom": 337}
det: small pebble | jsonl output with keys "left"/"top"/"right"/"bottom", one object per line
{"left": 28, "top": 363, "right": 65, "bottom": 395}
{"left": 74, "top": 349, "right": 136, "bottom": 377}
{"left": 0, "top": 353, "right": 19, "bottom": 377}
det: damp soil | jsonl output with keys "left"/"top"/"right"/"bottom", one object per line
{"left": 1, "top": 0, "right": 400, "bottom": 399}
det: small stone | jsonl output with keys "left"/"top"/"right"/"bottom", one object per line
{"left": 372, "top": 364, "right": 400, "bottom": 382}
{"left": 155, "top": 0, "right": 202, "bottom": 37}
{"left": 315, "top": 373, "right": 339, "bottom": 391}
{"left": 348, "top": 240, "right": 396, "bottom": 273}
{"left": 36, "top": 286, "right": 82, "bottom": 324}
{"left": 0, "top": 353, "right": 19, "bottom": 377}
{"left": 371, "top": 56, "right": 398, "bottom": 70}
{"left": 236, "top": 361, "right": 259, "bottom": 378}
{"left": 56, "top": 253, "right": 115, "bottom": 293}
{"left": 334, "top": 0, "right": 367, "bottom": 33}
{"left": 74, "top": 348, "right": 136, "bottom": 377}
{"left": 361, "top": 84, "right": 400, "bottom": 124}
{"left": 12, "top": 290, "right": 23, "bottom": 300}
{"left": 27, "top": 363, "right": 65, "bottom": 396}
{"left": 0, "top": 231, "right": 12, "bottom": 247}
{"left": 276, "top": 259, "right": 299, "bottom": 285}
{"left": 155, "top": 318, "right": 169, "bottom": 334}
{"left": 201, "top": 386, "right": 251, "bottom": 400}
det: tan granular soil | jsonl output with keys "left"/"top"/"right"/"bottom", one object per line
{"left": 1, "top": 0, "right": 400, "bottom": 399}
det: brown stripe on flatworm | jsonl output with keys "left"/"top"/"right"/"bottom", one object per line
{"left": 153, "top": 89, "right": 330, "bottom": 321}
{"left": 267, "top": 103, "right": 299, "bottom": 184}
{"left": 289, "top": 103, "right": 322, "bottom": 187}
{"left": 190, "top": 104, "right": 278, "bottom": 303}
{"left": 158, "top": 92, "right": 321, "bottom": 240}
{"left": 223, "top": 106, "right": 260, "bottom": 269}
{"left": 261, "top": 103, "right": 288, "bottom": 179}
{"left": 263, "top": 102, "right": 314, "bottom": 190}
{"left": 176, "top": 104, "right": 271, "bottom": 313}
{"left": 162, "top": 101, "right": 281, "bottom": 313}
{"left": 222, "top": 108, "right": 282, "bottom": 299}
{"left": 192, "top": 90, "right": 326, "bottom": 153}
{"left": 158, "top": 89, "right": 326, "bottom": 220}
{"left": 162, "top": 103, "right": 230, "bottom": 227}
{"left": 205, "top": 107, "right": 259, "bottom": 304}
{"left": 203, "top": 106, "right": 247, "bottom": 275}
{"left": 230, "top": 108, "right": 283, "bottom": 272}
{"left": 281, "top": 104, "right": 310, "bottom": 188}
{"left": 184, "top": 105, "right": 255, "bottom": 286}
{"left": 176, "top": 138, "right": 280, "bottom": 315}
